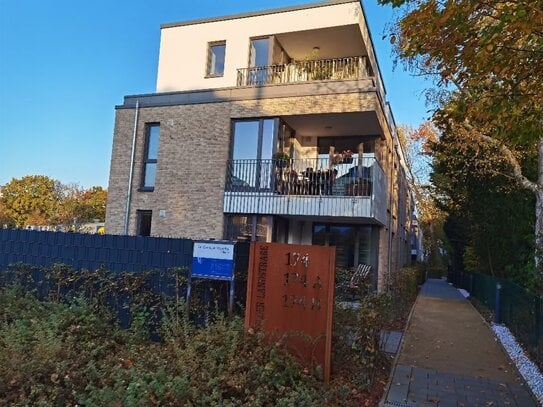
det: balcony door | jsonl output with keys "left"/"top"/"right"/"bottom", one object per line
{"left": 231, "top": 119, "right": 277, "bottom": 190}
{"left": 249, "top": 38, "right": 270, "bottom": 85}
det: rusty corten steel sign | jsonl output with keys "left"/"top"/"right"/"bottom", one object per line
{"left": 245, "top": 242, "right": 336, "bottom": 383}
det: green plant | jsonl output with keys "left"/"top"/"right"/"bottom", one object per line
{"left": 0, "top": 263, "right": 410, "bottom": 404}
{"left": 387, "top": 266, "right": 421, "bottom": 321}
{"left": 0, "top": 284, "right": 329, "bottom": 406}
{"left": 333, "top": 294, "right": 392, "bottom": 390}
{"left": 273, "top": 151, "right": 290, "bottom": 160}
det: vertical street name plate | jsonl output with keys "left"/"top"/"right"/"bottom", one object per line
{"left": 245, "top": 242, "right": 336, "bottom": 383}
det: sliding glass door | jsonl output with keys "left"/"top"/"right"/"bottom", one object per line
{"left": 231, "top": 119, "right": 277, "bottom": 190}
{"left": 249, "top": 38, "right": 270, "bottom": 85}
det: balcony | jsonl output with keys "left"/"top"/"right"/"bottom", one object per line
{"left": 223, "top": 157, "right": 387, "bottom": 223}
{"left": 236, "top": 56, "right": 370, "bottom": 87}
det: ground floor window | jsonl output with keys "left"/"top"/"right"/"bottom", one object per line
{"left": 224, "top": 215, "right": 271, "bottom": 242}
{"left": 136, "top": 210, "right": 152, "bottom": 237}
{"left": 312, "top": 223, "right": 372, "bottom": 268}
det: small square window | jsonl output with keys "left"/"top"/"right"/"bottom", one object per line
{"left": 207, "top": 41, "right": 226, "bottom": 77}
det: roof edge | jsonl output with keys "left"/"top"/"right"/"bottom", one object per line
{"left": 161, "top": 0, "right": 358, "bottom": 29}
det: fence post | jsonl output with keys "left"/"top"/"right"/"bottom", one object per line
{"left": 494, "top": 282, "right": 502, "bottom": 324}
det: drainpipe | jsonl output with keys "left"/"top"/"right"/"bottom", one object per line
{"left": 124, "top": 99, "right": 139, "bottom": 235}
{"left": 386, "top": 142, "right": 396, "bottom": 290}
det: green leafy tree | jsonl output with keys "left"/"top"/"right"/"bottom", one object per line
{"left": 0, "top": 200, "right": 14, "bottom": 228}
{"left": 379, "top": 0, "right": 543, "bottom": 277}
{"left": 78, "top": 186, "right": 107, "bottom": 222}
{"left": 54, "top": 184, "right": 108, "bottom": 227}
{"left": 431, "top": 131, "right": 536, "bottom": 287}
{"left": 1, "top": 177, "right": 107, "bottom": 228}
{"left": 0, "top": 176, "right": 60, "bottom": 227}
{"left": 53, "top": 183, "right": 82, "bottom": 226}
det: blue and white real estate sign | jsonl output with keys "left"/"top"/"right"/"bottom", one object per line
{"left": 191, "top": 241, "right": 235, "bottom": 281}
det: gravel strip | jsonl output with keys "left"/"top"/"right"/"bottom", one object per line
{"left": 457, "top": 288, "right": 470, "bottom": 298}
{"left": 492, "top": 323, "right": 543, "bottom": 405}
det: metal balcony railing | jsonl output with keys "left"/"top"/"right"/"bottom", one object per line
{"left": 236, "top": 56, "right": 370, "bottom": 87}
{"left": 226, "top": 157, "right": 380, "bottom": 197}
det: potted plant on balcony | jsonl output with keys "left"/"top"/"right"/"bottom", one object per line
{"left": 273, "top": 151, "right": 290, "bottom": 168}
{"left": 341, "top": 149, "right": 354, "bottom": 164}
{"left": 331, "top": 149, "right": 354, "bottom": 165}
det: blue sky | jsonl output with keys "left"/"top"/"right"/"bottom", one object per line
{"left": 0, "top": 0, "right": 431, "bottom": 188}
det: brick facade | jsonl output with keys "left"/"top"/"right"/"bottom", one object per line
{"left": 106, "top": 87, "right": 414, "bottom": 295}
{"left": 106, "top": 91, "right": 388, "bottom": 239}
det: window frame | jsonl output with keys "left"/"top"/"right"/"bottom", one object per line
{"left": 140, "top": 123, "right": 160, "bottom": 192}
{"left": 228, "top": 118, "right": 279, "bottom": 192}
{"left": 206, "top": 40, "right": 226, "bottom": 78}
{"left": 247, "top": 36, "right": 272, "bottom": 68}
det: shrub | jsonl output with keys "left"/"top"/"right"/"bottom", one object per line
{"left": 333, "top": 265, "right": 421, "bottom": 392}
{"left": 0, "top": 286, "right": 325, "bottom": 406}
{"left": 333, "top": 294, "right": 392, "bottom": 391}
{"left": 387, "top": 265, "right": 421, "bottom": 321}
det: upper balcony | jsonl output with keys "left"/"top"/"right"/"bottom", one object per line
{"left": 236, "top": 56, "right": 371, "bottom": 87}
{"left": 223, "top": 156, "right": 387, "bottom": 224}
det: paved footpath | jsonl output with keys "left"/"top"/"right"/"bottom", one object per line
{"left": 381, "top": 278, "right": 537, "bottom": 407}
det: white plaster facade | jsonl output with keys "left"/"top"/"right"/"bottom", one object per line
{"left": 156, "top": 0, "right": 385, "bottom": 96}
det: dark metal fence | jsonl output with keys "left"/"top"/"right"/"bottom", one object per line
{"left": 0, "top": 228, "right": 251, "bottom": 328}
{"left": 450, "top": 271, "right": 542, "bottom": 365}
{"left": 0, "top": 228, "right": 193, "bottom": 272}
{"left": 236, "top": 56, "right": 370, "bottom": 86}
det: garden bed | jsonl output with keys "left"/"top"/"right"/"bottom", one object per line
{"left": 0, "top": 263, "right": 421, "bottom": 406}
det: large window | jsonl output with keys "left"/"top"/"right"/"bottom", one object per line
{"left": 141, "top": 123, "right": 160, "bottom": 190}
{"left": 312, "top": 224, "right": 372, "bottom": 268}
{"left": 224, "top": 215, "right": 271, "bottom": 242}
{"left": 207, "top": 41, "right": 226, "bottom": 77}
{"left": 229, "top": 119, "right": 277, "bottom": 190}
{"left": 249, "top": 38, "right": 269, "bottom": 67}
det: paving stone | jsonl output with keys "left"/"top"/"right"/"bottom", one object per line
{"left": 435, "top": 372, "right": 457, "bottom": 385}
{"left": 387, "top": 382, "right": 410, "bottom": 402}
{"left": 383, "top": 279, "right": 537, "bottom": 407}
{"left": 509, "top": 383, "right": 537, "bottom": 405}
{"left": 428, "top": 381, "right": 455, "bottom": 392}
{"left": 435, "top": 399, "right": 457, "bottom": 407}
{"left": 408, "top": 388, "right": 429, "bottom": 403}
{"left": 394, "top": 364, "right": 414, "bottom": 383}
{"left": 411, "top": 366, "right": 433, "bottom": 383}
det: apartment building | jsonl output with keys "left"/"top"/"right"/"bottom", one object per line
{"left": 105, "top": 0, "right": 417, "bottom": 290}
